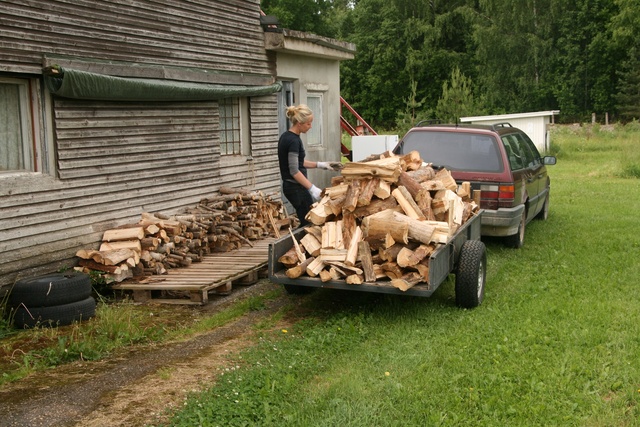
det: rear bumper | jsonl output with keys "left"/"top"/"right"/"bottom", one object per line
{"left": 480, "top": 205, "right": 524, "bottom": 237}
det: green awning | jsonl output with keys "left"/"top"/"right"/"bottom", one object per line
{"left": 43, "top": 66, "right": 281, "bottom": 101}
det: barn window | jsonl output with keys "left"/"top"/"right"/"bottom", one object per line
{"left": 306, "top": 93, "right": 323, "bottom": 147}
{"left": 219, "top": 97, "right": 250, "bottom": 156}
{"left": 1, "top": 78, "right": 35, "bottom": 172}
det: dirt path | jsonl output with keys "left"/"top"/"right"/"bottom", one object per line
{"left": 0, "top": 281, "right": 294, "bottom": 427}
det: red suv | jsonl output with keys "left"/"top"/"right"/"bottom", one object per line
{"left": 393, "top": 123, "right": 556, "bottom": 248}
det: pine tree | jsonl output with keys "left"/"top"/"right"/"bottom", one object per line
{"left": 435, "top": 67, "right": 480, "bottom": 124}
{"left": 616, "top": 48, "right": 640, "bottom": 121}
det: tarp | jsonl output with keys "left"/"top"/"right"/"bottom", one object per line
{"left": 43, "top": 67, "right": 281, "bottom": 101}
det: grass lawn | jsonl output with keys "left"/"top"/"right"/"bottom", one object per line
{"left": 164, "top": 124, "right": 640, "bottom": 426}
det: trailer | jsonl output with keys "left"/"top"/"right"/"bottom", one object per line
{"left": 268, "top": 211, "right": 487, "bottom": 308}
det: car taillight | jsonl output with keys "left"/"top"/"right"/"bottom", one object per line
{"left": 480, "top": 183, "right": 515, "bottom": 209}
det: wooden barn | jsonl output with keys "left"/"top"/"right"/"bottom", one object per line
{"left": 0, "top": 0, "right": 355, "bottom": 293}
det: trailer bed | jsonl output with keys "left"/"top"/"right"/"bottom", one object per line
{"left": 268, "top": 211, "right": 483, "bottom": 297}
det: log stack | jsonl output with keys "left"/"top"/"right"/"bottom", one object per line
{"left": 75, "top": 188, "right": 295, "bottom": 283}
{"left": 279, "top": 151, "right": 480, "bottom": 291}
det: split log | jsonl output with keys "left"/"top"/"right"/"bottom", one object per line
{"left": 286, "top": 257, "right": 315, "bottom": 279}
{"left": 99, "top": 240, "right": 142, "bottom": 252}
{"left": 300, "top": 233, "right": 321, "bottom": 257}
{"left": 346, "top": 274, "right": 363, "bottom": 285}
{"left": 278, "top": 245, "right": 301, "bottom": 267}
{"left": 306, "top": 196, "right": 331, "bottom": 225}
{"left": 341, "top": 156, "right": 403, "bottom": 182}
{"left": 361, "top": 210, "right": 409, "bottom": 244}
{"left": 392, "top": 186, "right": 425, "bottom": 220}
{"left": 345, "top": 226, "right": 363, "bottom": 266}
{"left": 342, "top": 179, "right": 362, "bottom": 212}
{"left": 397, "top": 171, "right": 424, "bottom": 199}
{"left": 373, "top": 180, "right": 392, "bottom": 199}
{"left": 78, "top": 259, "right": 126, "bottom": 274}
{"left": 391, "top": 272, "right": 423, "bottom": 291}
{"left": 400, "top": 151, "right": 423, "bottom": 171}
{"left": 358, "top": 241, "right": 376, "bottom": 282}
{"left": 406, "top": 166, "right": 436, "bottom": 183}
{"left": 356, "top": 178, "right": 379, "bottom": 207}
{"left": 102, "top": 227, "right": 144, "bottom": 242}
{"left": 320, "top": 248, "right": 348, "bottom": 263}
{"left": 352, "top": 196, "right": 399, "bottom": 219}
{"left": 306, "top": 257, "right": 326, "bottom": 277}
{"left": 434, "top": 168, "right": 458, "bottom": 191}
{"left": 397, "top": 244, "right": 435, "bottom": 268}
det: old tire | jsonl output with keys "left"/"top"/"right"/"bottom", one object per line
{"left": 12, "top": 296, "right": 97, "bottom": 329}
{"left": 455, "top": 240, "right": 486, "bottom": 309}
{"left": 9, "top": 272, "right": 92, "bottom": 308}
{"left": 535, "top": 192, "right": 550, "bottom": 220}
{"left": 283, "top": 284, "right": 314, "bottom": 295}
{"left": 505, "top": 210, "right": 526, "bottom": 249}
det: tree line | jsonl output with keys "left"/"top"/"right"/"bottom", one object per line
{"left": 261, "top": 0, "right": 640, "bottom": 129}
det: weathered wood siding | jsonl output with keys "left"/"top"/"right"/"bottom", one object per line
{"left": 0, "top": 0, "right": 281, "bottom": 290}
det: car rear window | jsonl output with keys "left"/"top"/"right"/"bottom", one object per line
{"left": 400, "top": 131, "right": 503, "bottom": 172}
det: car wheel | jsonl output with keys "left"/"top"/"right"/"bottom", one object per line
{"left": 505, "top": 210, "right": 526, "bottom": 249}
{"left": 12, "top": 296, "right": 97, "bottom": 329}
{"left": 283, "top": 284, "right": 314, "bottom": 295}
{"left": 535, "top": 192, "right": 549, "bottom": 220}
{"left": 9, "top": 272, "right": 92, "bottom": 308}
{"left": 455, "top": 240, "right": 486, "bottom": 308}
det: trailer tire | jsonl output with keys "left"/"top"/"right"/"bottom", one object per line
{"left": 283, "top": 284, "right": 314, "bottom": 295}
{"left": 9, "top": 272, "right": 92, "bottom": 308}
{"left": 12, "top": 296, "right": 97, "bottom": 329}
{"left": 455, "top": 240, "right": 486, "bottom": 308}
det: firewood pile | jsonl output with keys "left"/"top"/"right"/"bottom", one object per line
{"left": 75, "top": 187, "right": 295, "bottom": 283}
{"left": 278, "top": 151, "right": 481, "bottom": 291}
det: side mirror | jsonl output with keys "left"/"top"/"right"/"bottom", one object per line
{"left": 543, "top": 156, "right": 557, "bottom": 165}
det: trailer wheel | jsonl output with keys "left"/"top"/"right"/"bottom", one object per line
{"left": 455, "top": 240, "right": 486, "bottom": 308}
{"left": 9, "top": 272, "right": 92, "bottom": 308}
{"left": 12, "top": 296, "right": 97, "bottom": 329}
{"left": 283, "top": 284, "right": 314, "bottom": 295}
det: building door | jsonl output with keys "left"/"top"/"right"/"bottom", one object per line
{"left": 277, "top": 81, "right": 294, "bottom": 136}
{"left": 277, "top": 81, "right": 295, "bottom": 214}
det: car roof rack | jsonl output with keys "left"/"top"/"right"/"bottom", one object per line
{"left": 491, "top": 122, "right": 513, "bottom": 129}
{"left": 415, "top": 119, "right": 443, "bottom": 127}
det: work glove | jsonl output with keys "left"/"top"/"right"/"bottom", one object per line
{"left": 317, "top": 161, "right": 344, "bottom": 171}
{"left": 308, "top": 185, "right": 322, "bottom": 202}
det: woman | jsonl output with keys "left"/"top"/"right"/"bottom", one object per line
{"left": 277, "top": 104, "right": 341, "bottom": 226}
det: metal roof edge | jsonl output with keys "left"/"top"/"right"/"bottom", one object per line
{"left": 460, "top": 110, "right": 560, "bottom": 122}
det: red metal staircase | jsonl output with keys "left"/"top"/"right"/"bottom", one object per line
{"left": 340, "top": 96, "right": 376, "bottom": 160}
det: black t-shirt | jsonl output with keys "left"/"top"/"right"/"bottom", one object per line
{"left": 278, "top": 130, "right": 307, "bottom": 182}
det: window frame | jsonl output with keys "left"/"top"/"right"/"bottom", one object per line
{"left": 0, "top": 75, "right": 52, "bottom": 177}
{"left": 218, "top": 97, "right": 250, "bottom": 158}
{"left": 306, "top": 92, "right": 323, "bottom": 147}
{"left": 1, "top": 76, "right": 35, "bottom": 173}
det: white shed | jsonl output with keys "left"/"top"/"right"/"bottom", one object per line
{"left": 460, "top": 110, "right": 559, "bottom": 154}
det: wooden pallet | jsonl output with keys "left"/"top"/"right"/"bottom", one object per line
{"left": 112, "top": 238, "right": 276, "bottom": 305}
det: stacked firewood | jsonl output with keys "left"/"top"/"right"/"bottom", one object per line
{"left": 278, "top": 151, "right": 481, "bottom": 291}
{"left": 75, "top": 187, "right": 294, "bottom": 283}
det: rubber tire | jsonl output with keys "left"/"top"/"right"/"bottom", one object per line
{"left": 283, "top": 284, "right": 314, "bottom": 295}
{"left": 535, "top": 192, "right": 549, "bottom": 220}
{"left": 504, "top": 210, "right": 526, "bottom": 249}
{"left": 9, "top": 272, "right": 92, "bottom": 308}
{"left": 455, "top": 240, "right": 486, "bottom": 309}
{"left": 12, "top": 296, "right": 96, "bottom": 329}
